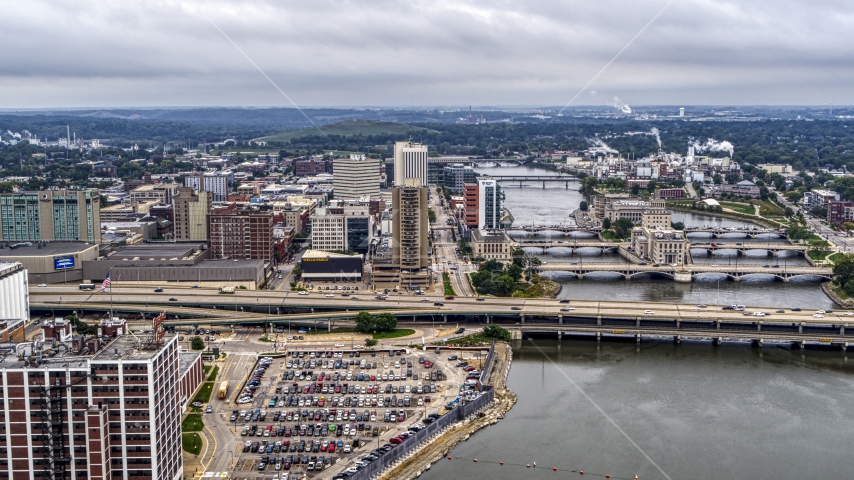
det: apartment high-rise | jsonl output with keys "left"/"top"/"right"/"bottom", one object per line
{"left": 0, "top": 190, "right": 100, "bottom": 243}
{"left": 443, "top": 164, "right": 476, "bottom": 194}
{"left": 0, "top": 334, "right": 185, "bottom": 480}
{"left": 332, "top": 157, "right": 381, "bottom": 199}
{"left": 172, "top": 187, "right": 212, "bottom": 241}
{"left": 393, "top": 141, "right": 428, "bottom": 187}
{"left": 392, "top": 180, "right": 429, "bottom": 270}
{"left": 184, "top": 171, "right": 233, "bottom": 202}
{"left": 310, "top": 205, "right": 373, "bottom": 254}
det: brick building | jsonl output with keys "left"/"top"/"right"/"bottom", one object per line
{"left": 294, "top": 158, "right": 329, "bottom": 176}
{"left": 0, "top": 334, "right": 189, "bottom": 480}
{"left": 209, "top": 203, "right": 274, "bottom": 260}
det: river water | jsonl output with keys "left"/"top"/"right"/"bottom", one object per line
{"left": 421, "top": 339, "right": 854, "bottom": 480}
{"left": 474, "top": 164, "right": 834, "bottom": 310}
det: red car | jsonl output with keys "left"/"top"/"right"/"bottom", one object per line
{"left": 389, "top": 437, "right": 403, "bottom": 444}
{"left": 328, "top": 443, "right": 335, "bottom": 453}
{"left": 464, "top": 366, "right": 476, "bottom": 372}
{"left": 444, "top": 296, "right": 455, "bottom": 300}
{"left": 424, "top": 361, "right": 432, "bottom": 368}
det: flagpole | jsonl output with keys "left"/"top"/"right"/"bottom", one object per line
{"left": 109, "top": 266, "right": 113, "bottom": 320}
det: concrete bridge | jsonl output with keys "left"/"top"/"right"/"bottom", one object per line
{"left": 537, "top": 262, "right": 833, "bottom": 282}
{"left": 490, "top": 175, "right": 577, "bottom": 189}
{"left": 691, "top": 243, "right": 808, "bottom": 256}
{"left": 510, "top": 225, "right": 602, "bottom": 233}
{"left": 685, "top": 228, "right": 785, "bottom": 238}
{"left": 514, "top": 240, "right": 621, "bottom": 253}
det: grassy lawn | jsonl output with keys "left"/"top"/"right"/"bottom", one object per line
{"left": 755, "top": 200, "right": 784, "bottom": 216}
{"left": 181, "top": 414, "right": 204, "bottom": 432}
{"left": 808, "top": 250, "right": 832, "bottom": 261}
{"left": 182, "top": 433, "right": 203, "bottom": 455}
{"left": 194, "top": 383, "right": 214, "bottom": 403}
{"left": 829, "top": 253, "right": 845, "bottom": 264}
{"left": 719, "top": 201, "right": 756, "bottom": 215}
{"left": 206, "top": 366, "right": 219, "bottom": 382}
{"left": 372, "top": 329, "right": 416, "bottom": 340}
{"left": 257, "top": 120, "right": 439, "bottom": 142}
{"left": 600, "top": 230, "right": 624, "bottom": 241}
{"left": 203, "top": 365, "right": 211, "bottom": 375}
{"left": 442, "top": 273, "right": 457, "bottom": 296}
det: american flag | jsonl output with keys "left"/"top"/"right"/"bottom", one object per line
{"left": 100, "top": 273, "right": 111, "bottom": 291}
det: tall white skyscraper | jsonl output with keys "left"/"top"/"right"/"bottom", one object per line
{"left": 393, "top": 140, "right": 428, "bottom": 187}
{"left": 477, "top": 178, "right": 502, "bottom": 230}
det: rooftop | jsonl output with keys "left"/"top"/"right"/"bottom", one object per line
{"left": 0, "top": 241, "right": 99, "bottom": 257}
{"left": 92, "top": 333, "right": 178, "bottom": 362}
{"left": 302, "top": 249, "right": 361, "bottom": 259}
{"left": 178, "top": 351, "right": 202, "bottom": 378}
{"left": 106, "top": 244, "right": 202, "bottom": 260}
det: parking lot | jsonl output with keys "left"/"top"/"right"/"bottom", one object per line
{"left": 219, "top": 346, "right": 487, "bottom": 478}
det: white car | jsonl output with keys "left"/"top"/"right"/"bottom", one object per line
{"left": 753, "top": 312, "right": 765, "bottom": 317}
{"left": 325, "top": 294, "right": 334, "bottom": 297}
{"left": 38, "top": 284, "right": 47, "bottom": 287}
{"left": 711, "top": 264, "right": 719, "bottom": 267}
{"left": 814, "top": 314, "right": 824, "bottom": 318}
{"left": 298, "top": 291, "right": 309, "bottom": 295}
{"left": 644, "top": 310, "right": 655, "bottom": 314}
{"left": 334, "top": 343, "right": 345, "bottom": 348}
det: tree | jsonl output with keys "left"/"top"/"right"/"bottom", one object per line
{"left": 427, "top": 209, "right": 436, "bottom": 223}
{"left": 506, "top": 264, "right": 523, "bottom": 282}
{"left": 602, "top": 218, "right": 611, "bottom": 229}
{"left": 482, "top": 324, "right": 511, "bottom": 342}
{"left": 374, "top": 313, "right": 398, "bottom": 332}
{"left": 365, "top": 338, "right": 378, "bottom": 348}
{"left": 579, "top": 201, "right": 589, "bottom": 211}
{"left": 786, "top": 225, "right": 812, "bottom": 242}
{"left": 713, "top": 173, "right": 723, "bottom": 185}
{"left": 354, "top": 312, "right": 374, "bottom": 332}
{"left": 630, "top": 183, "right": 640, "bottom": 195}
{"left": 833, "top": 255, "right": 854, "bottom": 288}
{"left": 844, "top": 222, "right": 854, "bottom": 232}
{"left": 291, "top": 264, "right": 302, "bottom": 279}
{"left": 612, "top": 218, "right": 634, "bottom": 238}
{"left": 671, "top": 222, "right": 684, "bottom": 231}
{"left": 191, "top": 336, "right": 205, "bottom": 350}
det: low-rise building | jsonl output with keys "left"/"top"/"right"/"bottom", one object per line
{"left": 469, "top": 229, "right": 512, "bottom": 263}
{"left": 827, "top": 200, "right": 854, "bottom": 224}
{"left": 129, "top": 183, "right": 180, "bottom": 204}
{"left": 716, "top": 180, "right": 761, "bottom": 198}
{"left": 804, "top": 189, "right": 840, "bottom": 210}
{"left": 299, "top": 249, "right": 363, "bottom": 282}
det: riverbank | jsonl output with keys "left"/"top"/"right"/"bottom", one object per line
{"left": 821, "top": 282, "right": 851, "bottom": 309}
{"left": 667, "top": 202, "right": 781, "bottom": 228}
{"left": 379, "top": 343, "right": 517, "bottom": 480}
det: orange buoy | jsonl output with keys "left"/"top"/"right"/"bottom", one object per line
{"left": 500, "top": 462, "right": 504, "bottom": 465}
{"left": 606, "top": 476, "right": 610, "bottom": 479}
{"left": 553, "top": 467, "right": 558, "bottom": 471}
{"left": 447, "top": 456, "right": 452, "bottom": 460}
{"left": 527, "top": 464, "right": 531, "bottom": 468}
{"left": 580, "top": 471, "right": 584, "bottom": 475}
{"left": 473, "top": 459, "right": 477, "bottom": 462}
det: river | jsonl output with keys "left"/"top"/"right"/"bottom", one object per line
{"left": 421, "top": 338, "right": 854, "bottom": 480}
{"left": 474, "top": 164, "right": 834, "bottom": 310}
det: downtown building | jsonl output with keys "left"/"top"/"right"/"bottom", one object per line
{"left": 310, "top": 205, "right": 373, "bottom": 255}
{"left": 463, "top": 177, "right": 502, "bottom": 231}
{"left": 208, "top": 203, "right": 275, "bottom": 261}
{"left": 183, "top": 171, "right": 233, "bottom": 202}
{"left": 172, "top": 187, "right": 212, "bottom": 241}
{"left": 393, "top": 141, "right": 428, "bottom": 187}
{"left": 0, "top": 333, "right": 189, "bottom": 480}
{"left": 332, "top": 157, "right": 381, "bottom": 199}
{"left": 0, "top": 190, "right": 100, "bottom": 243}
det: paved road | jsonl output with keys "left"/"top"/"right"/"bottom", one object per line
{"left": 430, "top": 195, "right": 475, "bottom": 297}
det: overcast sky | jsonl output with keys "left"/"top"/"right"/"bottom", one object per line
{"left": 1, "top": 0, "right": 852, "bottom": 108}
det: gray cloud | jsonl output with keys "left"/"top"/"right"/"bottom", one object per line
{"left": 0, "top": 0, "right": 852, "bottom": 108}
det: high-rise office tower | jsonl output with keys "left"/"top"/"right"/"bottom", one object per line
{"left": 332, "top": 157, "right": 381, "bottom": 199}
{"left": 477, "top": 178, "right": 502, "bottom": 230}
{"left": 393, "top": 141, "right": 428, "bottom": 187}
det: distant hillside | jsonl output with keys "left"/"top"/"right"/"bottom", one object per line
{"left": 257, "top": 120, "right": 439, "bottom": 142}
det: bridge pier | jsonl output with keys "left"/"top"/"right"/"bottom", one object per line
{"left": 520, "top": 314, "right": 525, "bottom": 324}
{"left": 716, "top": 319, "right": 721, "bottom": 330}
{"left": 558, "top": 314, "right": 563, "bottom": 325}
{"left": 844, "top": 342, "right": 849, "bottom": 351}
{"left": 557, "top": 331, "right": 561, "bottom": 341}
{"left": 636, "top": 334, "right": 641, "bottom": 344}
{"left": 597, "top": 315, "right": 602, "bottom": 327}
{"left": 596, "top": 332, "right": 601, "bottom": 343}
{"left": 799, "top": 340, "right": 805, "bottom": 349}
{"left": 799, "top": 323, "right": 804, "bottom": 333}
{"left": 714, "top": 337, "right": 722, "bottom": 346}
{"left": 443, "top": 314, "right": 447, "bottom": 323}
{"left": 841, "top": 325, "right": 846, "bottom": 335}
{"left": 757, "top": 321, "right": 763, "bottom": 332}
{"left": 674, "top": 271, "right": 692, "bottom": 283}
{"left": 511, "top": 329, "right": 522, "bottom": 340}
{"left": 674, "top": 335, "right": 681, "bottom": 345}
{"left": 636, "top": 317, "right": 640, "bottom": 327}
{"left": 753, "top": 338, "right": 764, "bottom": 348}
{"left": 675, "top": 319, "right": 681, "bottom": 329}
